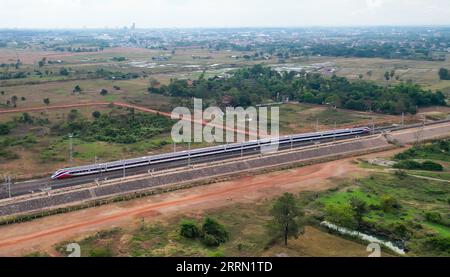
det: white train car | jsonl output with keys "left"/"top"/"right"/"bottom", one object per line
{"left": 51, "top": 127, "right": 371, "bottom": 180}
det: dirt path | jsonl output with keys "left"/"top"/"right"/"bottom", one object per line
{"left": 0, "top": 149, "right": 404, "bottom": 257}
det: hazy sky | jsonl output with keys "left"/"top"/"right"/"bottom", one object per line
{"left": 1, "top": 0, "right": 450, "bottom": 29}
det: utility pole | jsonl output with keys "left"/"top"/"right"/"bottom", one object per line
{"left": 334, "top": 121, "right": 337, "bottom": 142}
{"left": 8, "top": 176, "right": 11, "bottom": 198}
{"left": 68, "top": 133, "right": 74, "bottom": 164}
{"left": 188, "top": 142, "right": 191, "bottom": 167}
{"left": 4, "top": 175, "right": 11, "bottom": 198}
{"left": 401, "top": 112, "right": 405, "bottom": 126}
{"left": 371, "top": 117, "right": 375, "bottom": 135}
{"left": 122, "top": 160, "right": 126, "bottom": 179}
{"left": 415, "top": 115, "right": 426, "bottom": 145}
{"left": 316, "top": 119, "right": 319, "bottom": 132}
{"left": 173, "top": 142, "right": 176, "bottom": 153}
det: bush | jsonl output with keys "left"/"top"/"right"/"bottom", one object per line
{"left": 92, "top": 111, "right": 101, "bottom": 119}
{"left": 0, "top": 149, "right": 19, "bottom": 160}
{"left": 89, "top": 247, "right": 112, "bottom": 257}
{"left": 389, "top": 222, "right": 412, "bottom": 238}
{"left": 59, "top": 67, "right": 69, "bottom": 76}
{"left": 425, "top": 212, "right": 442, "bottom": 224}
{"left": 202, "top": 234, "right": 222, "bottom": 247}
{"left": 424, "top": 237, "right": 450, "bottom": 254}
{"left": 381, "top": 195, "right": 401, "bottom": 213}
{"left": 394, "top": 160, "right": 422, "bottom": 170}
{"left": 180, "top": 220, "right": 201, "bottom": 239}
{"left": 53, "top": 111, "right": 173, "bottom": 144}
{"left": 325, "top": 204, "right": 357, "bottom": 229}
{"left": 394, "top": 170, "right": 407, "bottom": 179}
{"left": 201, "top": 218, "right": 228, "bottom": 246}
{"left": 421, "top": 161, "right": 443, "bottom": 171}
{"left": 0, "top": 123, "right": 10, "bottom": 135}
{"left": 394, "top": 160, "right": 443, "bottom": 171}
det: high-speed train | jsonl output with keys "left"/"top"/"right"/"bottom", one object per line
{"left": 51, "top": 127, "right": 371, "bottom": 180}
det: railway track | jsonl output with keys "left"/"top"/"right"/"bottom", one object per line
{"left": 2, "top": 119, "right": 450, "bottom": 200}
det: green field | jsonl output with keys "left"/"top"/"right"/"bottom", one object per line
{"left": 307, "top": 171, "right": 450, "bottom": 256}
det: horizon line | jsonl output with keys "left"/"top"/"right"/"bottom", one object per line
{"left": 2, "top": 24, "right": 450, "bottom": 31}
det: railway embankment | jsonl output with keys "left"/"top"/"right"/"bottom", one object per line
{"left": 0, "top": 122, "right": 449, "bottom": 222}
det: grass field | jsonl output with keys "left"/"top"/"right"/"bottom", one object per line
{"left": 278, "top": 103, "right": 403, "bottom": 134}
{"left": 0, "top": 78, "right": 172, "bottom": 111}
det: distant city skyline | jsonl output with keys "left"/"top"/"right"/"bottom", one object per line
{"left": 1, "top": 0, "right": 450, "bottom": 29}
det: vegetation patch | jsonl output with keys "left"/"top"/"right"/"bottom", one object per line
{"left": 307, "top": 172, "right": 450, "bottom": 256}
{"left": 394, "top": 140, "right": 450, "bottom": 162}
{"left": 150, "top": 65, "right": 447, "bottom": 114}
{"left": 52, "top": 109, "right": 174, "bottom": 144}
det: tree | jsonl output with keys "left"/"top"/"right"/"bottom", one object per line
{"left": 67, "top": 109, "right": 79, "bottom": 122}
{"left": 43, "top": 98, "right": 50, "bottom": 106}
{"left": 349, "top": 198, "right": 367, "bottom": 228}
{"left": 92, "top": 111, "right": 101, "bottom": 119}
{"left": 180, "top": 220, "right": 201, "bottom": 239}
{"left": 439, "top": 68, "right": 450, "bottom": 80}
{"left": 384, "top": 71, "right": 391, "bottom": 83}
{"left": 325, "top": 204, "right": 357, "bottom": 229}
{"left": 0, "top": 123, "right": 11, "bottom": 135}
{"left": 20, "top": 113, "right": 33, "bottom": 124}
{"left": 201, "top": 218, "right": 228, "bottom": 247}
{"left": 270, "top": 193, "right": 304, "bottom": 246}
{"left": 59, "top": 67, "right": 69, "bottom": 76}
{"left": 381, "top": 195, "right": 401, "bottom": 213}
{"left": 390, "top": 69, "right": 396, "bottom": 80}
{"left": 100, "top": 89, "right": 108, "bottom": 96}
{"left": 73, "top": 85, "right": 82, "bottom": 93}
{"left": 15, "top": 59, "right": 21, "bottom": 69}
{"left": 149, "top": 78, "right": 160, "bottom": 88}
{"left": 11, "top": 95, "right": 18, "bottom": 107}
